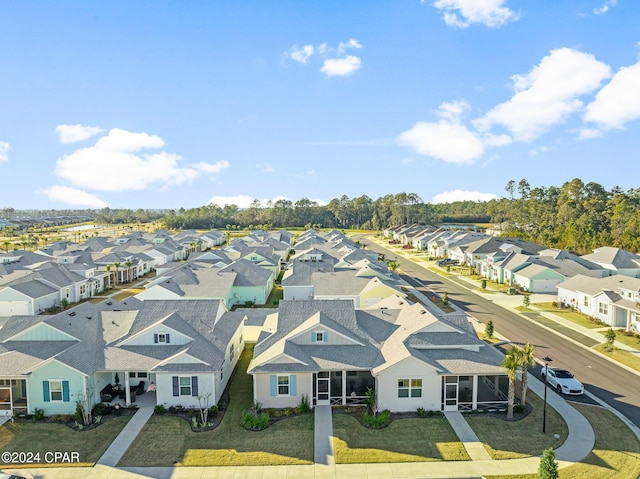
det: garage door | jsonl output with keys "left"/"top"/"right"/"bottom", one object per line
{"left": 0, "top": 301, "right": 31, "bottom": 316}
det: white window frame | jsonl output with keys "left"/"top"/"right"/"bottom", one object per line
{"left": 598, "top": 302, "right": 608, "bottom": 315}
{"left": 49, "top": 380, "right": 63, "bottom": 402}
{"left": 157, "top": 333, "right": 167, "bottom": 343}
{"left": 398, "top": 378, "right": 422, "bottom": 398}
{"left": 315, "top": 332, "right": 325, "bottom": 342}
{"left": 277, "top": 375, "right": 290, "bottom": 396}
{"left": 179, "top": 376, "right": 192, "bottom": 396}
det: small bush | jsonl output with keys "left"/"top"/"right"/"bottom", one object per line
{"left": 417, "top": 407, "right": 427, "bottom": 418}
{"left": 362, "top": 410, "right": 392, "bottom": 429}
{"left": 242, "top": 411, "right": 270, "bottom": 431}
{"left": 74, "top": 402, "right": 84, "bottom": 423}
{"left": 34, "top": 408, "right": 45, "bottom": 421}
{"left": 153, "top": 405, "right": 167, "bottom": 415}
{"left": 299, "top": 394, "right": 311, "bottom": 413}
{"left": 92, "top": 403, "right": 106, "bottom": 416}
{"left": 93, "top": 415, "right": 102, "bottom": 424}
{"left": 209, "top": 405, "right": 218, "bottom": 416}
{"left": 514, "top": 404, "right": 525, "bottom": 414}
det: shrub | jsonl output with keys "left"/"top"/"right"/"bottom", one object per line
{"left": 34, "top": 408, "right": 45, "bottom": 421}
{"left": 93, "top": 415, "right": 102, "bottom": 424}
{"left": 153, "top": 405, "right": 167, "bottom": 415}
{"left": 539, "top": 448, "right": 559, "bottom": 479}
{"left": 299, "top": 394, "right": 311, "bottom": 413}
{"left": 416, "top": 407, "right": 427, "bottom": 418}
{"left": 362, "top": 410, "right": 391, "bottom": 429}
{"left": 514, "top": 404, "right": 525, "bottom": 414}
{"left": 74, "top": 401, "right": 84, "bottom": 423}
{"left": 209, "top": 405, "right": 218, "bottom": 416}
{"left": 485, "top": 320, "right": 494, "bottom": 340}
{"left": 242, "top": 411, "right": 270, "bottom": 431}
{"left": 92, "top": 403, "right": 106, "bottom": 416}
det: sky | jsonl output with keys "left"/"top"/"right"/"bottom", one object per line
{"left": 1, "top": 0, "right": 639, "bottom": 210}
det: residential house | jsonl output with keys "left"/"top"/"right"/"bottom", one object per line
{"left": 556, "top": 274, "right": 640, "bottom": 329}
{"left": 581, "top": 247, "right": 640, "bottom": 278}
{"left": 248, "top": 298, "right": 508, "bottom": 412}
{"left": 0, "top": 298, "right": 244, "bottom": 418}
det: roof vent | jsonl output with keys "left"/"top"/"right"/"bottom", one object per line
{"left": 106, "top": 301, "right": 112, "bottom": 305}
{"left": 420, "top": 310, "right": 426, "bottom": 314}
{"left": 86, "top": 316, "right": 91, "bottom": 319}
{"left": 68, "top": 311, "right": 76, "bottom": 316}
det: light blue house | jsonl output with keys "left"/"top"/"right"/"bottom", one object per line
{"left": 0, "top": 298, "right": 244, "bottom": 418}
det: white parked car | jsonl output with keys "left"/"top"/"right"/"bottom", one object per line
{"left": 541, "top": 367, "right": 584, "bottom": 395}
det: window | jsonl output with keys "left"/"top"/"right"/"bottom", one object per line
{"left": 312, "top": 331, "right": 327, "bottom": 343}
{"left": 278, "top": 376, "right": 289, "bottom": 395}
{"left": 80, "top": 284, "right": 86, "bottom": 295}
{"left": 172, "top": 376, "right": 198, "bottom": 397}
{"left": 49, "top": 380, "right": 63, "bottom": 401}
{"left": 398, "top": 378, "right": 422, "bottom": 398}
{"left": 65, "top": 288, "right": 70, "bottom": 298}
{"left": 179, "top": 377, "right": 191, "bottom": 396}
{"left": 583, "top": 296, "right": 589, "bottom": 307}
{"left": 154, "top": 333, "right": 170, "bottom": 344}
{"left": 43, "top": 380, "right": 68, "bottom": 402}
{"left": 598, "top": 302, "right": 609, "bottom": 315}
{"left": 230, "top": 344, "right": 234, "bottom": 362}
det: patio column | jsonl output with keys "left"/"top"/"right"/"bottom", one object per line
{"left": 472, "top": 376, "right": 478, "bottom": 410}
{"left": 124, "top": 373, "right": 131, "bottom": 406}
{"left": 342, "top": 370, "right": 347, "bottom": 405}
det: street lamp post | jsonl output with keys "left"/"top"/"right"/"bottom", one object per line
{"left": 542, "top": 356, "right": 553, "bottom": 433}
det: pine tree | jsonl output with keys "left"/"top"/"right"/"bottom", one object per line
{"left": 538, "top": 448, "right": 559, "bottom": 479}
{"left": 485, "top": 320, "right": 494, "bottom": 340}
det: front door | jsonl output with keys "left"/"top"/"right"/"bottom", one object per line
{"left": 444, "top": 377, "right": 458, "bottom": 411}
{"left": 316, "top": 372, "right": 330, "bottom": 406}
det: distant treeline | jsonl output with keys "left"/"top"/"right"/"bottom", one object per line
{"left": 3, "top": 178, "right": 639, "bottom": 254}
{"left": 159, "top": 179, "right": 640, "bottom": 254}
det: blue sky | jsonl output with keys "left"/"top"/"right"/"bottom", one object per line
{"left": 1, "top": 0, "right": 639, "bottom": 210}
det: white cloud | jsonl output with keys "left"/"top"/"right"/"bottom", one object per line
{"left": 432, "top": 0, "right": 518, "bottom": 28}
{"left": 431, "top": 190, "right": 498, "bottom": 203}
{"left": 321, "top": 55, "right": 362, "bottom": 77}
{"left": 476, "top": 47, "right": 612, "bottom": 142}
{"left": 55, "top": 124, "right": 105, "bottom": 144}
{"left": 0, "top": 141, "right": 9, "bottom": 162}
{"left": 594, "top": 0, "right": 617, "bottom": 14}
{"left": 191, "top": 161, "right": 230, "bottom": 174}
{"left": 285, "top": 39, "right": 363, "bottom": 77}
{"left": 338, "top": 38, "right": 362, "bottom": 53}
{"left": 583, "top": 61, "right": 640, "bottom": 130}
{"left": 40, "top": 186, "right": 109, "bottom": 208}
{"left": 95, "top": 128, "right": 164, "bottom": 152}
{"left": 396, "top": 121, "right": 484, "bottom": 164}
{"left": 397, "top": 102, "right": 484, "bottom": 164}
{"left": 289, "top": 44, "right": 315, "bottom": 63}
{"left": 577, "top": 128, "right": 603, "bottom": 139}
{"left": 54, "top": 128, "right": 228, "bottom": 192}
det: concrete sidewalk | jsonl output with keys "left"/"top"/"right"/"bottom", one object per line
{"left": 314, "top": 405, "right": 335, "bottom": 465}
{"left": 97, "top": 405, "right": 154, "bottom": 467}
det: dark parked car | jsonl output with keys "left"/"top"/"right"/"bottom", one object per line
{"left": 436, "top": 258, "right": 459, "bottom": 266}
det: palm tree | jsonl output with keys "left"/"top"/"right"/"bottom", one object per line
{"left": 516, "top": 343, "right": 536, "bottom": 408}
{"left": 113, "top": 262, "right": 120, "bottom": 286}
{"left": 502, "top": 345, "right": 521, "bottom": 420}
{"left": 2, "top": 240, "right": 10, "bottom": 252}
{"left": 105, "top": 265, "right": 112, "bottom": 289}
{"left": 124, "top": 260, "right": 133, "bottom": 282}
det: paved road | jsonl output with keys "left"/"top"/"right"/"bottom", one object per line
{"left": 361, "top": 237, "right": 640, "bottom": 428}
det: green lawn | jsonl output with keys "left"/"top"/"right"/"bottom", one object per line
{"left": 0, "top": 415, "right": 131, "bottom": 467}
{"left": 465, "top": 391, "right": 568, "bottom": 459}
{"left": 532, "top": 303, "right": 604, "bottom": 329}
{"left": 118, "top": 347, "right": 314, "bottom": 466}
{"left": 486, "top": 403, "right": 640, "bottom": 479}
{"left": 333, "top": 413, "right": 469, "bottom": 463}
{"left": 601, "top": 329, "right": 640, "bottom": 349}
{"left": 593, "top": 344, "right": 640, "bottom": 372}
